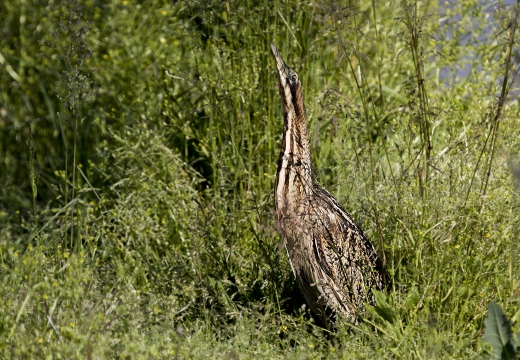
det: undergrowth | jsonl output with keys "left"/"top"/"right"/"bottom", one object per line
{"left": 0, "top": 0, "right": 519, "bottom": 358}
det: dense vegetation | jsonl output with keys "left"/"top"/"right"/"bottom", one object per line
{"left": 1, "top": 0, "right": 519, "bottom": 358}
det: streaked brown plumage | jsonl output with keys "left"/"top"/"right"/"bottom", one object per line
{"left": 271, "top": 43, "right": 389, "bottom": 327}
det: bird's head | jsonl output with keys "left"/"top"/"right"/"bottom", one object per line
{"left": 270, "top": 43, "right": 306, "bottom": 121}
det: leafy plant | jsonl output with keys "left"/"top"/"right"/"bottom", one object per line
{"left": 482, "top": 301, "right": 518, "bottom": 360}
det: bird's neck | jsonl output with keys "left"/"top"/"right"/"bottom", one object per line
{"left": 275, "top": 114, "right": 313, "bottom": 213}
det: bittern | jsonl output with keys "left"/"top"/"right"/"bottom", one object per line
{"left": 271, "top": 43, "right": 389, "bottom": 327}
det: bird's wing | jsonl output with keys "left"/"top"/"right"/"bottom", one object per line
{"left": 311, "top": 184, "right": 386, "bottom": 303}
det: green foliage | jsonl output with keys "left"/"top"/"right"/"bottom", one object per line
{"left": 482, "top": 301, "right": 518, "bottom": 360}
{"left": 1, "top": 0, "right": 520, "bottom": 358}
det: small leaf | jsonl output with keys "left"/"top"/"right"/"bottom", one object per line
{"left": 372, "top": 289, "right": 394, "bottom": 324}
{"left": 403, "top": 291, "right": 420, "bottom": 311}
{"left": 374, "top": 305, "right": 394, "bottom": 324}
{"left": 372, "top": 289, "right": 387, "bottom": 305}
{"left": 482, "top": 301, "right": 515, "bottom": 360}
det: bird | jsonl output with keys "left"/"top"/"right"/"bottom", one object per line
{"left": 270, "top": 43, "right": 389, "bottom": 328}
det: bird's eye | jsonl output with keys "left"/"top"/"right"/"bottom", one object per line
{"left": 291, "top": 73, "right": 298, "bottom": 83}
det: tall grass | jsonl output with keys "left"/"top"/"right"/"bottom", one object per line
{"left": 0, "top": 0, "right": 519, "bottom": 358}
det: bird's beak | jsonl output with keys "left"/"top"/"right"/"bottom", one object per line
{"left": 271, "top": 43, "right": 290, "bottom": 81}
{"left": 271, "top": 42, "right": 305, "bottom": 120}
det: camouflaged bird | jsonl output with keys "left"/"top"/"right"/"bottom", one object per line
{"left": 271, "top": 43, "right": 389, "bottom": 328}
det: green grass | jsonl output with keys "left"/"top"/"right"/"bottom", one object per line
{"left": 1, "top": 0, "right": 520, "bottom": 358}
